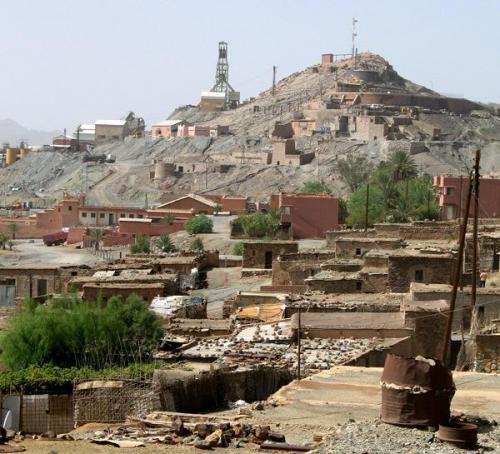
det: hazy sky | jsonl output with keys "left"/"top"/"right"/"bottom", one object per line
{"left": 1, "top": 0, "right": 499, "bottom": 132}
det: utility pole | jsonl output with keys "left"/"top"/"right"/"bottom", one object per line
{"left": 272, "top": 65, "right": 277, "bottom": 96}
{"left": 441, "top": 172, "right": 473, "bottom": 363}
{"left": 364, "top": 183, "right": 370, "bottom": 232}
{"left": 470, "top": 150, "right": 481, "bottom": 333}
{"left": 297, "top": 306, "right": 301, "bottom": 380}
{"left": 458, "top": 175, "right": 464, "bottom": 219}
{"left": 351, "top": 17, "right": 358, "bottom": 58}
{"left": 76, "top": 124, "right": 81, "bottom": 152}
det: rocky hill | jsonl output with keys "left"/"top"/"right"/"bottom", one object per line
{"left": 1, "top": 53, "right": 500, "bottom": 207}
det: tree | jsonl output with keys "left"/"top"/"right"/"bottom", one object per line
{"left": 0, "top": 295, "right": 163, "bottom": 370}
{"left": 190, "top": 237, "right": 204, "bottom": 252}
{"left": 388, "top": 150, "right": 418, "bottom": 182}
{"left": 346, "top": 184, "right": 386, "bottom": 227}
{"left": 89, "top": 228, "right": 104, "bottom": 251}
{"left": 238, "top": 209, "right": 280, "bottom": 239}
{"left": 8, "top": 223, "right": 17, "bottom": 240}
{"left": 337, "top": 157, "right": 374, "bottom": 192}
{"left": 185, "top": 214, "right": 213, "bottom": 234}
{"left": 129, "top": 235, "right": 151, "bottom": 254}
{"left": 232, "top": 241, "right": 243, "bottom": 256}
{"left": 162, "top": 214, "right": 175, "bottom": 225}
{"left": 214, "top": 204, "right": 223, "bottom": 215}
{"left": 156, "top": 234, "right": 175, "bottom": 253}
{"left": 0, "top": 233, "right": 8, "bottom": 250}
{"left": 301, "top": 180, "right": 331, "bottom": 194}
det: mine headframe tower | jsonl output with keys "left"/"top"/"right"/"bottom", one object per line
{"left": 210, "top": 41, "right": 239, "bottom": 108}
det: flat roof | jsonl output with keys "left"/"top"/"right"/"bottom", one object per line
{"left": 95, "top": 119, "right": 127, "bottom": 126}
{"left": 152, "top": 119, "right": 186, "bottom": 127}
{"left": 291, "top": 312, "right": 407, "bottom": 330}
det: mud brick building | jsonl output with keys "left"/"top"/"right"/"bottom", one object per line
{"left": 305, "top": 270, "right": 388, "bottom": 294}
{"left": 388, "top": 251, "right": 457, "bottom": 292}
{"left": 0, "top": 265, "right": 91, "bottom": 305}
{"left": 242, "top": 241, "right": 298, "bottom": 269}
{"left": 333, "top": 237, "right": 405, "bottom": 259}
{"left": 82, "top": 283, "right": 165, "bottom": 303}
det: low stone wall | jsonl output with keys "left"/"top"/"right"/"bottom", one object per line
{"left": 475, "top": 334, "right": 500, "bottom": 373}
{"left": 153, "top": 366, "right": 292, "bottom": 413}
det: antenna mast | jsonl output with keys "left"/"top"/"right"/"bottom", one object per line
{"left": 351, "top": 17, "right": 358, "bottom": 57}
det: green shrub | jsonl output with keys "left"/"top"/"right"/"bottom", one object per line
{"left": 0, "top": 295, "right": 163, "bottom": 371}
{"left": 237, "top": 209, "right": 280, "bottom": 239}
{"left": 301, "top": 180, "right": 331, "bottom": 194}
{"left": 156, "top": 234, "right": 175, "bottom": 253}
{"left": 129, "top": 235, "right": 151, "bottom": 254}
{"left": 190, "top": 237, "right": 204, "bottom": 252}
{"left": 185, "top": 214, "right": 213, "bottom": 234}
{"left": 232, "top": 241, "right": 243, "bottom": 256}
{"left": 162, "top": 214, "right": 176, "bottom": 225}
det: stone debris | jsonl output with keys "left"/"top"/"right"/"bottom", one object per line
{"left": 312, "top": 418, "right": 500, "bottom": 454}
{"left": 68, "top": 414, "right": 299, "bottom": 450}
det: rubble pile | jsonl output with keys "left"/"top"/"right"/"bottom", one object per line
{"left": 67, "top": 413, "right": 315, "bottom": 451}
{"left": 313, "top": 418, "right": 500, "bottom": 454}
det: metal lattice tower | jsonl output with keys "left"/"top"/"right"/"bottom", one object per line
{"left": 211, "top": 41, "right": 234, "bottom": 94}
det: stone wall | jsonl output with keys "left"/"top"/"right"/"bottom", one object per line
{"left": 335, "top": 238, "right": 404, "bottom": 259}
{"left": 388, "top": 255, "right": 456, "bottom": 293}
{"left": 325, "top": 229, "right": 376, "bottom": 247}
{"left": 272, "top": 251, "right": 336, "bottom": 286}
{"left": 242, "top": 241, "right": 298, "bottom": 269}
{"left": 475, "top": 334, "right": 500, "bottom": 373}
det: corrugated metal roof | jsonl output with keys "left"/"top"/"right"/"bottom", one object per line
{"left": 95, "top": 119, "right": 127, "bottom": 126}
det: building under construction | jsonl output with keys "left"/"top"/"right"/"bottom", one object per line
{"left": 200, "top": 41, "right": 240, "bottom": 111}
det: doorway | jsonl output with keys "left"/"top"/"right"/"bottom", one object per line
{"left": 108, "top": 213, "right": 114, "bottom": 225}
{"left": 265, "top": 251, "right": 273, "bottom": 269}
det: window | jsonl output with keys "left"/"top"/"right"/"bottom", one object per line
{"left": 68, "top": 206, "right": 72, "bottom": 211}
{"left": 355, "top": 248, "right": 362, "bottom": 256}
{"left": 129, "top": 214, "right": 134, "bottom": 219}
{"left": 36, "top": 279, "right": 48, "bottom": 297}
{"left": 99, "top": 213, "right": 105, "bottom": 219}
{"left": 415, "top": 269, "right": 424, "bottom": 282}
{"left": 281, "top": 207, "right": 291, "bottom": 215}
{"left": 91, "top": 212, "right": 96, "bottom": 218}
{"left": 445, "top": 187, "right": 455, "bottom": 196}
{"left": 82, "top": 212, "right": 87, "bottom": 218}
{"left": 71, "top": 271, "right": 78, "bottom": 276}
{"left": 356, "top": 281, "right": 362, "bottom": 290}
{"left": 120, "top": 213, "right": 125, "bottom": 218}
{"left": 138, "top": 214, "right": 143, "bottom": 219}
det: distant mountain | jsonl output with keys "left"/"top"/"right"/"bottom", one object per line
{"left": 0, "top": 118, "right": 61, "bottom": 146}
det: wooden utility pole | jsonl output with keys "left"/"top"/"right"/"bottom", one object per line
{"left": 297, "top": 306, "right": 301, "bottom": 380}
{"left": 272, "top": 66, "right": 277, "bottom": 96}
{"left": 441, "top": 172, "right": 473, "bottom": 363}
{"left": 470, "top": 149, "right": 481, "bottom": 333}
{"left": 364, "top": 183, "right": 370, "bottom": 232}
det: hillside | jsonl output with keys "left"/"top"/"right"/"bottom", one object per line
{"left": 0, "top": 119, "right": 60, "bottom": 146}
{"left": 1, "top": 52, "right": 500, "bottom": 207}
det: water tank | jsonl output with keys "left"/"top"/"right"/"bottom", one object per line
{"left": 19, "top": 147, "right": 28, "bottom": 158}
{"left": 5, "top": 147, "right": 17, "bottom": 165}
{"left": 154, "top": 162, "right": 175, "bottom": 180}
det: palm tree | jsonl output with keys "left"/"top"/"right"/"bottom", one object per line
{"left": 162, "top": 214, "right": 176, "bottom": 225}
{"left": 156, "top": 234, "right": 175, "bottom": 253}
{"left": 389, "top": 150, "right": 418, "bottom": 182}
{"left": 8, "top": 223, "right": 17, "bottom": 240}
{"left": 89, "top": 228, "right": 104, "bottom": 251}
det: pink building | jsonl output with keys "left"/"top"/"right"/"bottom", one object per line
{"left": 270, "top": 192, "right": 339, "bottom": 239}
{"left": 434, "top": 175, "right": 500, "bottom": 220}
{"left": 151, "top": 120, "right": 190, "bottom": 139}
{"left": 177, "top": 124, "right": 229, "bottom": 137}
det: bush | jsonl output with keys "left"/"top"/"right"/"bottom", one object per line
{"left": 162, "top": 214, "right": 175, "bottom": 225}
{"left": 0, "top": 295, "right": 163, "bottom": 370}
{"left": 129, "top": 235, "right": 151, "bottom": 254}
{"left": 237, "top": 210, "right": 280, "bottom": 239}
{"left": 190, "top": 237, "right": 204, "bottom": 252}
{"left": 156, "top": 234, "right": 176, "bottom": 253}
{"left": 301, "top": 180, "right": 331, "bottom": 194}
{"left": 232, "top": 241, "right": 243, "bottom": 256}
{"left": 185, "top": 214, "right": 213, "bottom": 234}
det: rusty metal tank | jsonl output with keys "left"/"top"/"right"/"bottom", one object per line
{"left": 380, "top": 354, "right": 455, "bottom": 427}
{"left": 5, "top": 147, "right": 17, "bottom": 165}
